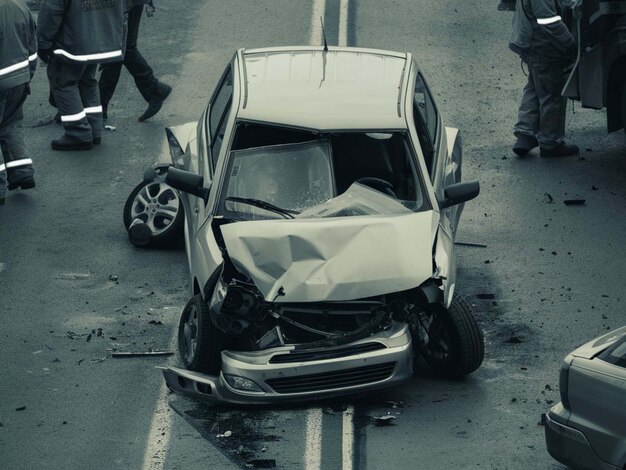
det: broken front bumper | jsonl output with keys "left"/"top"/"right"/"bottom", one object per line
{"left": 163, "top": 321, "right": 413, "bottom": 404}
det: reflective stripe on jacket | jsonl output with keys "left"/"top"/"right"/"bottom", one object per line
{"left": 37, "top": 0, "right": 125, "bottom": 64}
{"left": 0, "top": 0, "right": 37, "bottom": 91}
{"left": 509, "top": 0, "right": 576, "bottom": 61}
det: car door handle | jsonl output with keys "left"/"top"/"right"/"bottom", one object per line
{"left": 193, "top": 206, "right": 199, "bottom": 215}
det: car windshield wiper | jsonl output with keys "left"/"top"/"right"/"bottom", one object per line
{"left": 225, "top": 196, "right": 299, "bottom": 219}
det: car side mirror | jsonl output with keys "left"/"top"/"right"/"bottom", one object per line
{"left": 166, "top": 167, "right": 210, "bottom": 201}
{"left": 439, "top": 181, "right": 480, "bottom": 209}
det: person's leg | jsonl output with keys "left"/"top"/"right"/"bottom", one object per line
{"left": 513, "top": 67, "right": 540, "bottom": 155}
{"left": 0, "top": 85, "right": 34, "bottom": 190}
{"left": 124, "top": 5, "right": 158, "bottom": 102}
{"left": 535, "top": 62, "right": 567, "bottom": 148}
{"left": 98, "top": 61, "right": 123, "bottom": 119}
{"left": 79, "top": 64, "right": 103, "bottom": 144}
{"left": 48, "top": 59, "right": 93, "bottom": 149}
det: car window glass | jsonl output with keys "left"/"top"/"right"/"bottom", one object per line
{"left": 220, "top": 140, "right": 335, "bottom": 220}
{"left": 414, "top": 73, "right": 438, "bottom": 144}
{"left": 413, "top": 104, "right": 435, "bottom": 178}
{"left": 599, "top": 337, "right": 626, "bottom": 368}
{"left": 211, "top": 105, "right": 231, "bottom": 170}
{"left": 209, "top": 67, "right": 233, "bottom": 139}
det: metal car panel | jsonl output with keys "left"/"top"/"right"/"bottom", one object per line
{"left": 162, "top": 322, "right": 413, "bottom": 405}
{"left": 220, "top": 210, "right": 437, "bottom": 303}
{"left": 571, "top": 326, "right": 626, "bottom": 359}
{"left": 239, "top": 48, "right": 408, "bottom": 130}
{"left": 568, "top": 357, "right": 626, "bottom": 467}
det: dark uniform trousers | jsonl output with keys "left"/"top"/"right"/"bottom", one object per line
{"left": 47, "top": 59, "right": 103, "bottom": 143}
{"left": 0, "top": 84, "right": 34, "bottom": 199}
{"left": 99, "top": 5, "right": 158, "bottom": 113}
{"left": 513, "top": 57, "right": 569, "bottom": 150}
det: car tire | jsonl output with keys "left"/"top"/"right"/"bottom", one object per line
{"left": 123, "top": 179, "right": 184, "bottom": 249}
{"left": 178, "top": 295, "right": 227, "bottom": 374}
{"left": 419, "top": 294, "right": 484, "bottom": 378}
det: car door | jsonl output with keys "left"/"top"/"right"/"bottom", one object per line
{"left": 569, "top": 339, "right": 626, "bottom": 468}
{"left": 190, "top": 63, "right": 235, "bottom": 295}
{"left": 413, "top": 72, "right": 456, "bottom": 306}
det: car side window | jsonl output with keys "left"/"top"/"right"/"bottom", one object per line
{"left": 414, "top": 72, "right": 438, "bottom": 143}
{"left": 209, "top": 66, "right": 233, "bottom": 169}
{"left": 413, "top": 103, "right": 435, "bottom": 178}
{"left": 598, "top": 337, "right": 626, "bottom": 368}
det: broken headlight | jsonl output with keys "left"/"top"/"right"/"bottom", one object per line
{"left": 223, "top": 374, "right": 263, "bottom": 392}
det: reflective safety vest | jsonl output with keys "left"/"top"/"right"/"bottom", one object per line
{"left": 0, "top": 0, "right": 37, "bottom": 91}
{"left": 509, "top": 0, "right": 577, "bottom": 61}
{"left": 38, "top": 0, "right": 126, "bottom": 64}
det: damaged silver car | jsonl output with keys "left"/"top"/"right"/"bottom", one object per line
{"left": 124, "top": 46, "right": 484, "bottom": 404}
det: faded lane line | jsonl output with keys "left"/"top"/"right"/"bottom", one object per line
{"left": 141, "top": 141, "right": 179, "bottom": 470}
{"left": 338, "top": 0, "right": 350, "bottom": 46}
{"left": 141, "top": 328, "right": 177, "bottom": 470}
{"left": 342, "top": 405, "right": 354, "bottom": 470}
{"left": 310, "top": 0, "right": 327, "bottom": 46}
{"left": 304, "top": 407, "right": 323, "bottom": 470}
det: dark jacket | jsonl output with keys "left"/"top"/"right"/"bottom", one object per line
{"left": 509, "top": 0, "right": 577, "bottom": 62}
{"left": 0, "top": 0, "right": 37, "bottom": 90}
{"left": 37, "top": 0, "right": 125, "bottom": 64}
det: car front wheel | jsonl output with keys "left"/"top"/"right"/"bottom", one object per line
{"left": 416, "top": 294, "right": 484, "bottom": 378}
{"left": 178, "top": 295, "right": 227, "bottom": 374}
{"left": 123, "top": 179, "right": 184, "bottom": 248}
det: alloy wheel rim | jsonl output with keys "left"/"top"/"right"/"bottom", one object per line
{"left": 131, "top": 182, "right": 179, "bottom": 235}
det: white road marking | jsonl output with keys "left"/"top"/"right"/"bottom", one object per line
{"left": 342, "top": 405, "right": 354, "bottom": 470}
{"left": 310, "top": 0, "right": 327, "bottom": 46}
{"left": 304, "top": 407, "right": 323, "bottom": 470}
{"left": 141, "top": 329, "right": 178, "bottom": 470}
{"left": 338, "top": 0, "right": 350, "bottom": 47}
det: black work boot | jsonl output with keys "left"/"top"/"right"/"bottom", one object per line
{"left": 51, "top": 135, "right": 93, "bottom": 151}
{"left": 540, "top": 142, "right": 579, "bottom": 157}
{"left": 138, "top": 83, "right": 172, "bottom": 122}
{"left": 8, "top": 177, "right": 35, "bottom": 190}
{"left": 513, "top": 134, "right": 539, "bottom": 156}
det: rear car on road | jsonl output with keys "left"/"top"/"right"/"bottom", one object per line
{"left": 545, "top": 326, "right": 626, "bottom": 470}
{"left": 124, "top": 46, "right": 484, "bottom": 404}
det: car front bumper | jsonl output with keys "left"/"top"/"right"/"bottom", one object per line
{"left": 163, "top": 321, "right": 413, "bottom": 405}
{"left": 544, "top": 407, "right": 618, "bottom": 470}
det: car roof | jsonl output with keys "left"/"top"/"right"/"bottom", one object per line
{"left": 236, "top": 46, "right": 410, "bottom": 131}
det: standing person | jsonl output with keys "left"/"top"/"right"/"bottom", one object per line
{"left": 509, "top": 0, "right": 579, "bottom": 157}
{"left": 37, "top": 0, "right": 125, "bottom": 151}
{"left": 0, "top": 0, "right": 38, "bottom": 205}
{"left": 99, "top": 0, "right": 172, "bottom": 123}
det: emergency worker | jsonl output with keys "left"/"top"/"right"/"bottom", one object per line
{"left": 509, "top": 0, "right": 579, "bottom": 157}
{"left": 0, "top": 0, "right": 38, "bottom": 204}
{"left": 99, "top": 0, "right": 172, "bottom": 123}
{"left": 37, "top": 0, "right": 125, "bottom": 151}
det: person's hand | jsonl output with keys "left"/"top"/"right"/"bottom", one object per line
{"left": 38, "top": 48, "right": 53, "bottom": 64}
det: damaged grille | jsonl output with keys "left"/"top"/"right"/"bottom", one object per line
{"left": 266, "top": 362, "right": 396, "bottom": 393}
{"left": 269, "top": 342, "right": 387, "bottom": 364}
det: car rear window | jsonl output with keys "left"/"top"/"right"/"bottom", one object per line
{"left": 598, "top": 337, "right": 626, "bottom": 368}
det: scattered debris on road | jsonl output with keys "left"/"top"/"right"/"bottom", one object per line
{"left": 543, "top": 193, "right": 554, "bottom": 203}
{"left": 246, "top": 459, "right": 277, "bottom": 469}
{"left": 476, "top": 293, "right": 495, "bottom": 300}
{"left": 372, "top": 415, "right": 397, "bottom": 426}
{"left": 455, "top": 241, "right": 487, "bottom": 248}
{"left": 15, "top": 406, "right": 26, "bottom": 411}
{"left": 111, "top": 351, "right": 174, "bottom": 358}
{"left": 148, "top": 320, "right": 163, "bottom": 325}
{"left": 216, "top": 430, "right": 232, "bottom": 438}
{"left": 563, "top": 199, "right": 586, "bottom": 206}
{"left": 506, "top": 335, "right": 525, "bottom": 344}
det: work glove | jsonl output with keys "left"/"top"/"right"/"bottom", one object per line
{"left": 38, "top": 48, "right": 53, "bottom": 64}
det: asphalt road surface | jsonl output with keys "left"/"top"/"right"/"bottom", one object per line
{"left": 1, "top": 1, "right": 625, "bottom": 469}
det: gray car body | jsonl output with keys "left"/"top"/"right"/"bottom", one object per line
{"left": 158, "top": 46, "right": 468, "bottom": 403}
{"left": 545, "top": 326, "right": 626, "bottom": 470}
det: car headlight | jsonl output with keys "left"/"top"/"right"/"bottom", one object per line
{"left": 223, "top": 374, "right": 263, "bottom": 392}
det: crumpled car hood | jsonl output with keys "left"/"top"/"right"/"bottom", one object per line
{"left": 220, "top": 211, "right": 436, "bottom": 302}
